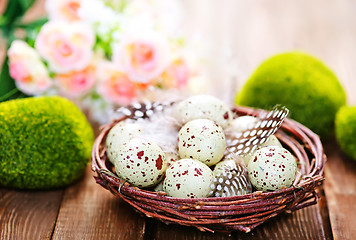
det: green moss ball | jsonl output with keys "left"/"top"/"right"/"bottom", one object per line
{"left": 235, "top": 52, "right": 346, "bottom": 139}
{"left": 335, "top": 106, "right": 356, "bottom": 161}
{"left": 0, "top": 96, "right": 94, "bottom": 189}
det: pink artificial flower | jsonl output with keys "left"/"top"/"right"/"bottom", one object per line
{"left": 112, "top": 32, "right": 170, "bottom": 84}
{"left": 9, "top": 61, "right": 29, "bottom": 82}
{"left": 7, "top": 40, "right": 52, "bottom": 95}
{"left": 158, "top": 58, "right": 189, "bottom": 89}
{"left": 35, "top": 21, "right": 94, "bottom": 73}
{"left": 97, "top": 62, "right": 137, "bottom": 105}
{"left": 55, "top": 65, "right": 96, "bottom": 98}
{"left": 46, "top": 0, "right": 82, "bottom": 21}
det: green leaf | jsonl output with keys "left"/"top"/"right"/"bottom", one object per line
{"left": 0, "top": 88, "right": 21, "bottom": 102}
{"left": 2, "top": 1, "right": 25, "bottom": 25}
{"left": 0, "top": 56, "right": 15, "bottom": 101}
{"left": 0, "top": 56, "right": 25, "bottom": 102}
{"left": 0, "top": 2, "right": 19, "bottom": 38}
{"left": 0, "top": 0, "right": 37, "bottom": 40}
{"left": 18, "top": 0, "right": 36, "bottom": 11}
{"left": 15, "top": 17, "right": 48, "bottom": 29}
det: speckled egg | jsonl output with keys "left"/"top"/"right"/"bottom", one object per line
{"left": 114, "top": 138, "right": 167, "bottom": 188}
{"left": 248, "top": 146, "right": 297, "bottom": 192}
{"left": 229, "top": 115, "right": 258, "bottom": 132}
{"left": 243, "top": 135, "right": 282, "bottom": 166}
{"left": 174, "top": 95, "right": 233, "bottom": 128}
{"left": 106, "top": 121, "right": 143, "bottom": 164}
{"left": 163, "top": 158, "right": 214, "bottom": 198}
{"left": 178, "top": 119, "right": 226, "bottom": 166}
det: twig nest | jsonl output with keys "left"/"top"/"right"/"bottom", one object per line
{"left": 178, "top": 119, "right": 226, "bottom": 166}
{"left": 163, "top": 158, "right": 214, "bottom": 198}
{"left": 174, "top": 94, "right": 233, "bottom": 128}
{"left": 105, "top": 121, "right": 143, "bottom": 164}
{"left": 114, "top": 138, "right": 167, "bottom": 187}
{"left": 92, "top": 102, "right": 326, "bottom": 233}
{"left": 248, "top": 146, "right": 297, "bottom": 192}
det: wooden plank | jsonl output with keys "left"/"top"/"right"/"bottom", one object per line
{"left": 241, "top": 204, "right": 331, "bottom": 240}
{"left": 51, "top": 167, "right": 146, "bottom": 240}
{"left": 146, "top": 203, "right": 331, "bottom": 240}
{"left": 144, "top": 219, "right": 234, "bottom": 240}
{"left": 0, "top": 188, "right": 63, "bottom": 240}
{"left": 324, "top": 141, "right": 356, "bottom": 240}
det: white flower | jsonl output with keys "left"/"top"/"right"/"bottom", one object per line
{"left": 46, "top": 0, "right": 82, "bottom": 21}
{"left": 78, "top": 0, "right": 120, "bottom": 26}
{"left": 96, "top": 61, "right": 137, "bottom": 105}
{"left": 8, "top": 40, "right": 52, "bottom": 95}
{"left": 35, "top": 21, "right": 95, "bottom": 73}
{"left": 112, "top": 31, "right": 171, "bottom": 84}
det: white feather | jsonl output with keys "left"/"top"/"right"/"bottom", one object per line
{"left": 130, "top": 105, "right": 180, "bottom": 154}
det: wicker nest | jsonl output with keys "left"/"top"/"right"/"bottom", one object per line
{"left": 92, "top": 105, "right": 326, "bottom": 233}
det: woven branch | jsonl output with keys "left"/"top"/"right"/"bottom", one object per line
{"left": 91, "top": 105, "right": 326, "bottom": 233}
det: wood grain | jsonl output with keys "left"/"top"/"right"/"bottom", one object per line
{"left": 246, "top": 205, "right": 331, "bottom": 240}
{"left": 146, "top": 203, "right": 331, "bottom": 240}
{"left": 0, "top": 188, "right": 63, "bottom": 240}
{"left": 324, "top": 141, "right": 356, "bottom": 240}
{"left": 51, "top": 167, "right": 146, "bottom": 240}
{"left": 144, "top": 219, "right": 234, "bottom": 240}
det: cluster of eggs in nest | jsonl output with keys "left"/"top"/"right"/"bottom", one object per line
{"left": 105, "top": 95, "right": 297, "bottom": 198}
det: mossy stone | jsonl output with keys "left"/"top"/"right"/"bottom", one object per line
{"left": 335, "top": 106, "right": 356, "bottom": 161}
{"left": 235, "top": 52, "right": 346, "bottom": 139}
{"left": 0, "top": 96, "right": 94, "bottom": 189}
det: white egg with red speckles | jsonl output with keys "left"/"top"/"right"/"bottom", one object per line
{"left": 174, "top": 95, "right": 233, "bottom": 128}
{"left": 229, "top": 115, "right": 258, "bottom": 132}
{"left": 243, "top": 134, "right": 282, "bottom": 166}
{"left": 163, "top": 158, "right": 214, "bottom": 198}
{"left": 248, "top": 146, "right": 297, "bottom": 192}
{"left": 114, "top": 138, "right": 167, "bottom": 188}
{"left": 106, "top": 121, "right": 143, "bottom": 164}
{"left": 178, "top": 119, "right": 226, "bottom": 166}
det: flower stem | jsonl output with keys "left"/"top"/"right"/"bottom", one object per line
{"left": 0, "top": 88, "right": 20, "bottom": 102}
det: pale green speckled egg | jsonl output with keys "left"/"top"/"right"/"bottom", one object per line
{"left": 163, "top": 159, "right": 214, "bottom": 198}
{"left": 248, "top": 146, "right": 297, "bottom": 192}
{"left": 106, "top": 121, "right": 143, "bottom": 164}
{"left": 174, "top": 95, "right": 233, "bottom": 128}
{"left": 114, "top": 138, "right": 167, "bottom": 188}
{"left": 178, "top": 119, "right": 226, "bottom": 166}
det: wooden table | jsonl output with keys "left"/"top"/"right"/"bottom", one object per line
{"left": 1, "top": 0, "right": 356, "bottom": 239}
{"left": 0, "top": 139, "right": 355, "bottom": 239}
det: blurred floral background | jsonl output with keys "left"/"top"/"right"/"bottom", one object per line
{"left": 1, "top": 0, "right": 213, "bottom": 123}
{"left": 1, "top": 0, "right": 356, "bottom": 123}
